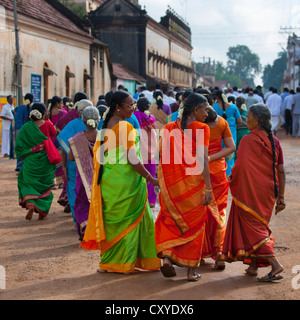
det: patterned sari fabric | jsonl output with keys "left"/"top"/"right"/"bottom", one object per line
{"left": 69, "top": 131, "right": 95, "bottom": 239}
{"left": 57, "top": 118, "right": 86, "bottom": 222}
{"left": 15, "top": 121, "right": 56, "bottom": 217}
{"left": 81, "top": 122, "right": 161, "bottom": 273}
{"left": 221, "top": 128, "right": 279, "bottom": 267}
{"left": 155, "top": 119, "right": 210, "bottom": 269}
{"left": 134, "top": 110, "right": 158, "bottom": 207}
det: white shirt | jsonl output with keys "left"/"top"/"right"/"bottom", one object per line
{"left": 141, "top": 90, "right": 154, "bottom": 103}
{"left": 253, "top": 94, "right": 264, "bottom": 104}
{"left": 266, "top": 93, "right": 282, "bottom": 116}
{"left": 0, "top": 103, "right": 14, "bottom": 130}
{"left": 283, "top": 94, "right": 294, "bottom": 111}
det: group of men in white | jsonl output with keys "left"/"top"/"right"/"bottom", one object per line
{"left": 1, "top": 84, "right": 300, "bottom": 157}
{"left": 226, "top": 86, "right": 300, "bottom": 137}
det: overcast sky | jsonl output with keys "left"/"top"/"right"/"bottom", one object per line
{"left": 139, "top": 0, "right": 300, "bottom": 85}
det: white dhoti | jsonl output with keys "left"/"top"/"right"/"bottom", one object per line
{"left": 271, "top": 116, "right": 280, "bottom": 132}
{"left": 1, "top": 130, "right": 10, "bottom": 155}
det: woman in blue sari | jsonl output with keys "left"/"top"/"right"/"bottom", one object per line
{"left": 213, "top": 90, "right": 242, "bottom": 176}
{"left": 11, "top": 93, "right": 34, "bottom": 171}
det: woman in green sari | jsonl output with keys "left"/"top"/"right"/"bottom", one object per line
{"left": 15, "top": 103, "right": 57, "bottom": 221}
{"left": 81, "top": 91, "right": 161, "bottom": 274}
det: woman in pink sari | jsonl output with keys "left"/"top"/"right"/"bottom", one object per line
{"left": 49, "top": 96, "right": 67, "bottom": 189}
{"left": 134, "top": 98, "right": 158, "bottom": 208}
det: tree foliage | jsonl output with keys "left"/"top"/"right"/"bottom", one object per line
{"left": 196, "top": 45, "right": 262, "bottom": 88}
{"left": 262, "top": 51, "right": 287, "bottom": 91}
{"left": 227, "top": 45, "right": 262, "bottom": 87}
{"left": 59, "top": 0, "right": 86, "bottom": 19}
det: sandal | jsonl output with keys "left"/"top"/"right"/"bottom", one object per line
{"left": 188, "top": 273, "right": 201, "bottom": 282}
{"left": 214, "top": 260, "right": 226, "bottom": 270}
{"left": 160, "top": 264, "right": 177, "bottom": 278}
{"left": 258, "top": 272, "right": 283, "bottom": 282}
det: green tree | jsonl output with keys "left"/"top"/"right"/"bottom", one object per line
{"left": 227, "top": 45, "right": 262, "bottom": 87}
{"left": 59, "top": 0, "right": 86, "bottom": 19}
{"left": 262, "top": 51, "right": 287, "bottom": 92}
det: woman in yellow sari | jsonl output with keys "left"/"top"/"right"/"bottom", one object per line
{"left": 155, "top": 93, "right": 212, "bottom": 281}
{"left": 81, "top": 91, "right": 161, "bottom": 274}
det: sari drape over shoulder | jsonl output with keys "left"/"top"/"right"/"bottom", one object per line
{"left": 202, "top": 117, "right": 231, "bottom": 258}
{"left": 15, "top": 121, "right": 56, "bottom": 217}
{"left": 149, "top": 103, "right": 167, "bottom": 131}
{"left": 222, "top": 128, "right": 279, "bottom": 267}
{"left": 57, "top": 118, "right": 86, "bottom": 222}
{"left": 155, "top": 119, "right": 210, "bottom": 268}
{"left": 80, "top": 121, "right": 161, "bottom": 273}
{"left": 69, "top": 131, "right": 94, "bottom": 238}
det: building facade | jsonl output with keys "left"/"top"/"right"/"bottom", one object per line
{"left": 89, "top": 0, "right": 193, "bottom": 89}
{"left": 283, "top": 34, "right": 300, "bottom": 90}
{"left": 0, "top": 0, "right": 112, "bottom": 105}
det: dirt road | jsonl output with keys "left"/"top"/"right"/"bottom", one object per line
{"left": 0, "top": 130, "right": 300, "bottom": 300}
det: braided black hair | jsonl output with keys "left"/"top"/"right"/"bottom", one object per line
{"left": 153, "top": 91, "right": 163, "bottom": 110}
{"left": 181, "top": 93, "right": 208, "bottom": 130}
{"left": 24, "top": 93, "right": 33, "bottom": 120}
{"left": 97, "top": 91, "right": 130, "bottom": 185}
{"left": 214, "top": 90, "right": 227, "bottom": 120}
{"left": 249, "top": 103, "right": 279, "bottom": 199}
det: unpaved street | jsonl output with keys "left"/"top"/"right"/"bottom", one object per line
{"left": 0, "top": 130, "right": 300, "bottom": 300}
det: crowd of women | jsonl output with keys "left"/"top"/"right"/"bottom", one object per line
{"left": 11, "top": 85, "right": 287, "bottom": 283}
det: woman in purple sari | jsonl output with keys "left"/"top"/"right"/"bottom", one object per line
{"left": 134, "top": 98, "right": 158, "bottom": 208}
{"left": 68, "top": 106, "right": 100, "bottom": 240}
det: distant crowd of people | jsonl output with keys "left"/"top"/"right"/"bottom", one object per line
{"left": 0, "top": 81, "right": 292, "bottom": 283}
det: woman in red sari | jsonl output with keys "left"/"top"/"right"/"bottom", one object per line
{"left": 155, "top": 93, "right": 212, "bottom": 282}
{"left": 221, "top": 103, "right": 286, "bottom": 282}
{"left": 202, "top": 106, "right": 236, "bottom": 269}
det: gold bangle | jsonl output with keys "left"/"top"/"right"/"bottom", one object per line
{"left": 206, "top": 189, "right": 213, "bottom": 192}
{"left": 208, "top": 156, "right": 211, "bottom": 163}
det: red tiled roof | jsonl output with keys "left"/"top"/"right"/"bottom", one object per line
{"left": 113, "top": 63, "right": 146, "bottom": 83}
{"left": 0, "top": 0, "right": 89, "bottom": 37}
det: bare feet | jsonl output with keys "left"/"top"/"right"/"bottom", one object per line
{"left": 25, "top": 207, "right": 34, "bottom": 221}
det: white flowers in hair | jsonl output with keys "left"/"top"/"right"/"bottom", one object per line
{"left": 102, "top": 107, "right": 110, "bottom": 120}
{"left": 87, "top": 119, "right": 96, "bottom": 128}
{"left": 178, "top": 107, "right": 184, "bottom": 119}
{"left": 144, "top": 110, "right": 151, "bottom": 117}
{"left": 241, "top": 104, "right": 247, "bottom": 111}
{"left": 30, "top": 109, "right": 42, "bottom": 120}
{"left": 222, "top": 93, "right": 229, "bottom": 104}
{"left": 25, "top": 99, "right": 31, "bottom": 105}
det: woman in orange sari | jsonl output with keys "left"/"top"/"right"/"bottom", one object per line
{"left": 202, "top": 106, "right": 236, "bottom": 269}
{"left": 155, "top": 93, "right": 212, "bottom": 281}
{"left": 221, "top": 104, "right": 286, "bottom": 282}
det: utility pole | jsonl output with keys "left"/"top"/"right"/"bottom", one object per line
{"left": 13, "top": 0, "right": 23, "bottom": 106}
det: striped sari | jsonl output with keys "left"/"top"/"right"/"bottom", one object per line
{"left": 81, "top": 121, "right": 161, "bottom": 273}
{"left": 155, "top": 119, "right": 210, "bottom": 268}
{"left": 15, "top": 121, "right": 56, "bottom": 217}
